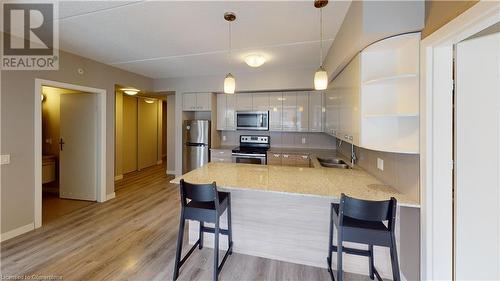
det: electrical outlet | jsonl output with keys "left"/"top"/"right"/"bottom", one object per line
{"left": 222, "top": 135, "right": 227, "bottom": 142}
{"left": 377, "top": 158, "right": 384, "bottom": 171}
{"left": 301, "top": 137, "right": 306, "bottom": 144}
{"left": 1, "top": 154, "right": 11, "bottom": 165}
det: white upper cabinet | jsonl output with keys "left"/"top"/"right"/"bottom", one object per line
{"left": 226, "top": 94, "right": 236, "bottom": 130}
{"left": 359, "top": 33, "right": 420, "bottom": 153}
{"left": 216, "top": 94, "right": 226, "bottom": 130}
{"left": 296, "top": 92, "right": 309, "bottom": 132}
{"left": 182, "top": 93, "right": 212, "bottom": 111}
{"left": 182, "top": 93, "right": 197, "bottom": 111}
{"left": 325, "top": 32, "right": 420, "bottom": 154}
{"left": 216, "top": 94, "right": 236, "bottom": 131}
{"left": 309, "top": 91, "right": 323, "bottom": 132}
{"left": 252, "top": 93, "right": 269, "bottom": 111}
{"left": 236, "top": 94, "right": 253, "bottom": 111}
{"left": 282, "top": 92, "right": 297, "bottom": 131}
{"left": 269, "top": 92, "right": 283, "bottom": 131}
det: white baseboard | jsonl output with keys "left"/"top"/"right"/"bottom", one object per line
{"left": 114, "top": 174, "right": 123, "bottom": 181}
{"left": 1, "top": 223, "right": 34, "bottom": 242}
{"left": 166, "top": 170, "right": 175, "bottom": 175}
{"left": 106, "top": 192, "right": 116, "bottom": 201}
{"left": 156, "top": 160, "right": 163, "bottom": 165}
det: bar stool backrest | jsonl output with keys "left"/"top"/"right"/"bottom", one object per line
{"left": 180, "top": 179, "right": 219, "bottom": 208}
{"left": 339, "top": 193, "right": 397, "bottom": 231}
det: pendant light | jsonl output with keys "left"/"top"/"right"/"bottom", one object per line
{"left": 224, "top": 12, "right": 236, "bottom": 94}
{"left": 314, "top": 0, "right": 328, "bottom": 90}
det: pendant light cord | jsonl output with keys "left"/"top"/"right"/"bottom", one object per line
{"left": 319, "top": 7, "right": 323, "bottom": 67}
{"left": 228, "top": 21, "right": 232, "bottom": 70}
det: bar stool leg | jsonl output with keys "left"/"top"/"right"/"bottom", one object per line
{"left": 327, "top": 205, "right": 334, "bottom": 273}
{"left": 199, "top": 221, "right": 204, "bottom": 249}
{"left": 173, "top": 213, "right": 185, "bottom": 280}
{"left": 213, "top": 219, "right": 220, "bottom": 281}
{"left": 337, "top": 233, "right": 343, "bottom": 281}
{"left": 390, "top": 234, "right": 401, "bottom": 281}
{"left": 368, "top": 244, "right": 375, "bottom": 280}
{"left": 227, "top": 196, "right": 233, "bottom": 254}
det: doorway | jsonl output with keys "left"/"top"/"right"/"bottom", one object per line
{"left": 35, "top": 79, "right": 107, "bottom": 228}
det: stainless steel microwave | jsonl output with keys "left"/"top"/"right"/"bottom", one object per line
{"left": 236, "top": 111, "right": 269, "bottom": 131}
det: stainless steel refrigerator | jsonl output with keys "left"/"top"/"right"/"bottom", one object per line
{"left": 183, "top": 120, "right": 211, "bottom": 173}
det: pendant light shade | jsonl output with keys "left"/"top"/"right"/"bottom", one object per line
{"left": 224, "top": 73, "right": 236, "bottom": 94}
{"left": 314, "top": 66, "right": 328, "bottom": 90}
{"left": 313, "top": 0, "right": 329, "bottom": 91}
{"left": 224, "top": 12, "right": 236, "bottom": 94}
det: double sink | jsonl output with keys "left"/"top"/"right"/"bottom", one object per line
{"left": 317, "top": 157, "right": 350, "bottom": 169}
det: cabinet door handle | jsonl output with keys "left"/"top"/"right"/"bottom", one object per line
{"left": 301, "top": 155, "right": 308, "bottom": 159}
{"left": 283, "top": 154, "right": 289, "bottom": 158}
{"left": 344, "top": 135, "right": 348, "bottom": 139}
{"left": 349, "top": 136, "right": 353, "bottom": 141}
{"left": 273, "top": 154, "right": 280, "bottom": 158}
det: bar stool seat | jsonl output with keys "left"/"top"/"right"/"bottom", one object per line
{"left": 327, "top": 193, "right": 400, "bottom": 281}
{"left": 173, "top": 180, "right": 233, "bottom": 281}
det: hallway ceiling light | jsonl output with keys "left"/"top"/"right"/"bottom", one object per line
{"left": 244, "top": 54, "right": 266, "bottom": 68}
{"left": 145, "top": 99, "right": 155, "bottom": 104}
{"left": 123, "top": 88, "right": 139, "bottom": 96}
{"left": 313, "top": 0, "right": 329, "bottom": 91}
{"left": 223, "top": 12, "right": 236, "bottom": 94}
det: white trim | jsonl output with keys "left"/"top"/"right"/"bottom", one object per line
{"left": 114, "top": 174, "right": 123, "bottom": 181}
{"left": 420, "top": 2, "right": 500, "bottom": 280}
{"left": 166, "top": 170, "right": 176, "bottom": 175}
{"left": 34, "top": 79, "right": 108, "bottom": 229}
{"left": 106, "top": 192, "right": 116, "bottom": 201}
{"left": 1, "top": 223, "right": 34, "bottom": 242}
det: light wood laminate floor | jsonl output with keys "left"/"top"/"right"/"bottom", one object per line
{"left": 1, "top": 164, "right": 371, "bottom": 281}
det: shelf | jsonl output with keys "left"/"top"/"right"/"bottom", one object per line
{"left": 363, "top": 113, "right": 419, "bottom": 118}
{"left": 363, "top": 73, "right": 418, "bottom": 85}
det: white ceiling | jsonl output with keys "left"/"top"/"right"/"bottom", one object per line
{"left": 57, "top": 1, "right": 351, "bottom": 79}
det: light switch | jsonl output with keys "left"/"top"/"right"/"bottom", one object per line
{"left": 1, "top": 154, "right": 11, "bottom": 165}
{"left": 301, "top": 137, "right": 306, "bottom": 144}
{"left": 222, "top": 135, "right": 227, "bottom": 142}
{"left": 377, "top": 158, "right": 384, "bottom": 171}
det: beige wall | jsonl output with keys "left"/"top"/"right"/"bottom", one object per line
{"left": 122, "top": 95, "right": 138, "bottom": 174}
{"left": 162, "top": 101, "right": 168, "bottom": 157}
{"left": 422, "top": 0, "right": 479, "bottom": 38}
{"left": 115, "top": 91, "right": 123, "bottom": 176}
{"left": 1, "top": 48, "right": 153, "bottom": 234}
{"left": 138, "top": 98, "right": 159, "bottom": 170}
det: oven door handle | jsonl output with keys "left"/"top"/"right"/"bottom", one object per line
{"left": 231, "top": 153, "right": 266, "bottom": 158}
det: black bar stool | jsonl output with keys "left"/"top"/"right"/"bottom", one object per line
{"left": 327, "top": 193, "right": 400, "bottom": 281}
{"left": 173, "top": 179, "right": 233, "bottom": 281}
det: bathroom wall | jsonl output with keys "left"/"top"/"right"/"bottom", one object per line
{"left": 220, "top": 131, "right": 337, "bottom": 149}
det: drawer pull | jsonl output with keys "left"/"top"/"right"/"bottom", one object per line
{"left": 301, "top": 155, "right": 308, "bottom": 159}
{"left": 283, "top": 154, "right": 289, "bottom": 158}
{"left": 273, "top": 154, "right": 280, "bottom": 158}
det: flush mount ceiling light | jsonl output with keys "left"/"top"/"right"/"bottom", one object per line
{"left": 244, "top": 54, "right": 266, "bottom": 68}
{"left": 223, "top": 12, "right": 236, "bottom": 94}
{"left": 313, "top": 0, "right": 329, "bottom": 91}
{"left": 144, "top": 99, "right": 155, "bottom": 104}
{"left": 123, "top": 88, "right": 140, "bottom": 96}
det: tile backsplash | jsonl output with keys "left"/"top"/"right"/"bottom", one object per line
{"left": 337, "top": 140, "right": 420, "bottom": 201}
{"left": 220, "top": 131, "right": 337, "bottom": 149}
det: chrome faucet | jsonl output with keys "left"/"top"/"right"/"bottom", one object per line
{"left": 336, "top": 137, "right": 357, "bottom": 167}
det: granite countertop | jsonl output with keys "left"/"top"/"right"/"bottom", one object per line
{"left": 170, "top": 161, "right": 420, "bottom": 208}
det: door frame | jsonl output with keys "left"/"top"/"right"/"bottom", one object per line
{"left": 420, "top": 2, "right": 499, "bottom": 280}
{"left": 34, "top": 79, "right": 107, "bottom": 229}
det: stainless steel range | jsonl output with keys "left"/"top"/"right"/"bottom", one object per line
{"left": 231, "top": 135, "right": 270, "bottom": 165}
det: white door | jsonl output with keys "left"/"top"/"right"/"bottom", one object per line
{"left": 59, "top": 93, "right": 97, "bottom": 201}
{"left": 455, "top": 30, "right": 499, "bottom": 280}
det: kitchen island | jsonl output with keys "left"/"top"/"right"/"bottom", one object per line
{"left": 171, "top": 161, "right": 420, "bottom": 280}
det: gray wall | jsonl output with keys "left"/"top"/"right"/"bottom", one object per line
{"left": 1, "top": 49, "right": 153, "bottom": 234}
{"left": 221, "top": 131, "right": 336, "bottom": 150}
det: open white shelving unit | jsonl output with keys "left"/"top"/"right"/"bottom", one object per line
{"left": 360, "top": 33, "right": 420, "bottom": 154}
